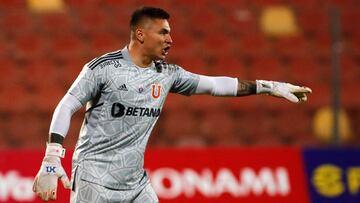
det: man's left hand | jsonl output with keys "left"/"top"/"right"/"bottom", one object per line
{"left": 256, "top": 80, "right": 312, "bottom": 103}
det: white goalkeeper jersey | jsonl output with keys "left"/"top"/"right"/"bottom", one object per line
{"left": 68, "top": 46, "right": 199, "bottom": 190}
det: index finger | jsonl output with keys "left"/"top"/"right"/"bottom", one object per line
{"left": 291, "top": 85, "right": 312, "bottom": 93}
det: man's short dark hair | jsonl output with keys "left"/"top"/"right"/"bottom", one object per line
{"left": 130, "top": 7, "right": 170, "bottom": 30}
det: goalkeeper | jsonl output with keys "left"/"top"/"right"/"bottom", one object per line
{"left": 33, "top": 6, "right": 311, "bottom": 203}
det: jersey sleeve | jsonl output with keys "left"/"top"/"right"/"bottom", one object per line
{"left": 67, "top": 64, "right": 106, "bottom": 105}
{"left": 170, "top": 65, "right": 200, "bottom": 96}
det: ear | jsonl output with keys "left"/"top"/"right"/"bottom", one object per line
{"left": 135, "top": 28, "right": 144, "bottom": 44}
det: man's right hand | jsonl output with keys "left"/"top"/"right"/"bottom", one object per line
{"left": 33, "top": 143, "right": 71, "bottom": 201}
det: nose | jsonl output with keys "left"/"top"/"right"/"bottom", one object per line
{"left": 166, "top": 34, "right": 173, "bottom": 44}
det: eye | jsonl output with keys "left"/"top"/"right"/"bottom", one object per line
{"left": 160, "top": 29, "right": 170, "bottom": 35}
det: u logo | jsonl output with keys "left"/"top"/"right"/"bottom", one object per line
{"left": 151, "top": 84, "right": 161, "bottom": 99}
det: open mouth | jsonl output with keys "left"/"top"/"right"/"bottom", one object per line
{"left": 162, "top": 46, "right": 170, "bottom": 55}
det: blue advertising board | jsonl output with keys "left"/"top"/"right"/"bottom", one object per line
{"left": 303, "top": 148, "right": 360, "bottom": 203}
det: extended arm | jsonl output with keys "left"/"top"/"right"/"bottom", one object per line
{"left": 195, "top": 75, "right": 311, "bottom": 102}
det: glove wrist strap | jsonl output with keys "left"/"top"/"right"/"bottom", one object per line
{"left": 256, "top": 80, "right": 273, "bottom": 94}
{"left": 46, "top": 143, "right": 65, "bottom": 158}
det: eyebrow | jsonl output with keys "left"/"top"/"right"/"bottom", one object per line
{"left": 160, "top": 28, "right": 170, "bottom": 34}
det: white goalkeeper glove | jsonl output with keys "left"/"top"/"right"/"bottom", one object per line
{"left": 33, "top": 143, "right": 71, "bottom": 201}
{"left": 256, "top": 80, "right": 312, "bottom": 103}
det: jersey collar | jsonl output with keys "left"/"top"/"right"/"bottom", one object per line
{"left": 122, "top": 46, "right": 156, "bottom": 69}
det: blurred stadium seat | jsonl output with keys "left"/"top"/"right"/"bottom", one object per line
{"left": 297, "top": 10, "right": 328, "bottom": 37}
{"left": 48, "top": 33, "right": 85, "bottom": 60}
{"left": 23, "top": 58, "right": 59, "bottom": 89}
{"left": 273, "top": 35, "right": 309, "bottom": 58}
{"left": 162, "top": 108, "right": 199, "bottom": 143}
{"left": 198, "top": 109, "right": 239, "bottom": 146}
{"left": 12, "top": 32, "right": 48, "bottom": 59}
{"left": 0, "top": 58, "right": 22, "bottom": 86}
{"left": 3, "top": 11, "right": 35, "bottom": 36}
{"left": 77, "top": 8, "right": 111, "bottom": 32}
{"left": 87, "top": 31, "right": 122, "bottom": 56}
{"left": 239, "top": 32, "right": 271, "bottom": 56}
{"left": 37, "top": 12, "right": 74, "bottom": 34}
{"left": 288, "top": 56, "right": 324, "bottom": 84}
{"left": 0, "top": 84, "right": 32, "bottom": 113}
{"left": 58, "top": 56, "right": 87, "bottom": 86}
{"left": 249, "top": 56, "right": 286, "bottom": 81}
{"left": 0, "top": 0, "right": 26, "bottom": 9}
{"left": 4, "top": 112, "right": 46, "bottom": 148}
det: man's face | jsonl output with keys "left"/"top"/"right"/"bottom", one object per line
{"left": 141, "top": 18, "right": 172, "bottom": 61}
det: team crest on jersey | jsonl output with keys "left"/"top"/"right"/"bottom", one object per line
{"left": 151, "top": 84, "right": 161, "bottom": 99}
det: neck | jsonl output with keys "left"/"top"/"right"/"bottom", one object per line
{"left": 128, "top": 41, "right": 152, "bottom": 68}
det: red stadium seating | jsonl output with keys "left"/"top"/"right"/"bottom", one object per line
{"left": 3, "top": 11, "right": 34, "bottom": 35}
{"left": 77, "top": 8, "right": 112, "bottom": 32}
{"left": 288, "top": 56, "right": 325, "bottom": 84}
{"left": 175, "top": 55, "right": 210, "bottom": 75}
{"left": 312, "top": 31, "right": 332, "bottom": 57}
{"left": 87, "top": 31, "right": 122, "bottom": 56}
{"left": 197, "top": 109, "right": 239, "bottom": 145}
{"left": 186, "top": 7, "right": 222, "bottom": 37}
{"left": 23, "top": 58, "right": 59, "bottom": 90}
{"left": 34, "top": 82, "right": 66, "bottom": 112}
{"left": 37, "top": 13, "right": 75, "bottom": 34}
{"left": 162, "top": 94, "right": 189, "bottom": 112}
{"left": 340, "top": 56, "right": 359, "bottom": 82}
{"left": 59, "top": 56, "right": 87, "bottom": 87}
{"left": 4, "top": 112, "right": 46, "bottom": 148}
{"left": 249, "top": 56, "right": 286, "bottom": 81}
{"left": 273, "top": 35, "right": 309, "bottom": 58}
{"left": 308, "top": 82, "right": 332, "bottom": 108}
{"left": 342, "top": 81, "right": 360, "bottom": 108}
{"left": 102, "top": 0, "right": 133, "bottom": 9}
{"left": 0, "top": 36, "right": 10, "bottom": 57}
{"left": 0, "top": 0, "right": 26, "bottom": 10}
{"left": 349, "top": 30, "right": 360, "bottom": 54}
{"left": 0, "top": 84, "right": 32, "bottom": 113}
{"left": 340, "top": 9, "right": 360, "bottom": 33}
{"left": 64, "top": 0, "right": 102, "bottom": 10}
{"left": 2, "top": 0, "right": 359, "bottom": 147}
{"left": 162, "top": 109, "right": 199, "bottom": 141}
{"left": 172, "top": 0, "right": 210, "bottom": 9}
{"left": 188, "top": 95, "right": 223, "bottom": 113}
{"left": 274, "top": 107, "right": 312, "bottom": 140}
{"left": 297, "top": 10, "right": 329, "bottom": 36}
{"left": 12, "top": 33, "right": 48, "bottom": 60}
{"left": 169, "top": 31, "right": 196, "bottom": 59}
{"left": 211, "top": 56, "right": 247, "bottom": 77}
{"left": 239, "top": 33, "right": 271, "bottom": 56}
{"left": 0, "top": 58, "right": 22, "bottom": 86}
{"left": 49, "top": 33, "right": 86, "bottom": 60}
{"left": 290, "top": 0, "right": 322, "bottom": 10}
{"left": 329, "top": 0, "right": 357, "bottom": 9}
{"left": 225, "top": 7, "right": 258, "bottom": 35}
{"left": 109, "top": 11, "right": 131, "bottom": 35}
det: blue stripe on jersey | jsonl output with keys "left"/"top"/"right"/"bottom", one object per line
{"left": 88, "top": 52, "right": 123, "bottom": 67}
{"left": 89, "top": 54, "right": 123, "bottom": 70}
{"left": 106, "top": 50, "right": 122, "bottom": 56}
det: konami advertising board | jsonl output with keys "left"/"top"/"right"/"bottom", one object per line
{"left": 145, "top": 148, "right": 309, "bottom": 203}
{"left": 0, "top": 148, "right": 359, "bottom": 203}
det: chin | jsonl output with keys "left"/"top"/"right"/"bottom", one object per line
{"left": 157, "top": 55, "right": 166, "bottom": 61}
